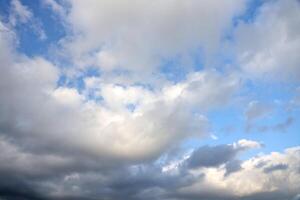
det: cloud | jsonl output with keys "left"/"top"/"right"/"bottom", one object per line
{"left": 187, "top": 145, "right": 238, "bottom": 169}
{"left": 244, "top": 100, "right": 294, "bottom": 133}
{"left": 59, "top": 0, "right": 245, "bottom": 71}
{"left": 186, "top": 139, "right": 261, "bottom": 169}
{"left": 9, "top": 0, "right": 32, "bottom": 26}
{"left": 245, "top": 101, "right": 273, "bottom": 132}
{"left": 245, "top": 101, "right": 272, "bottom": 122}
{"left": 8, "top": 0, "right": 46, "bottom": 40}
{"left": 235, "top": 139, "right": 262, "bottom": 149}
{"left": 224, "top": 160, "right": 242, "bottom": 177}
{"left": 43, "top": 0, "right": 66, "bottom": 17}
{"left": 234, "top": 0, "right": 300, "bottom": 81}
{"left": 257, "top": 117, "right": 294, "bottom": 133}
{"left": 263, "top": 163, "right": 289, "bottom": 173}
{"left": 0, "top": 119, "right": 299, "bottom": 200}
{"left": 0, "top": 21, "right": 241, "bottom": 167}
{"left": 0, "top": 1, "right": 299, "bottom": 200}
{"left": 175, "top": 146, "right": 300, "bottom": 200}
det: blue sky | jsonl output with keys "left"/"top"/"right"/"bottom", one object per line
{"left": 0, "top": 0, "right": 300, "bottom": 200}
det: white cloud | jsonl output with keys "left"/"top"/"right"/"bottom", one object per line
{"left": 43, "top": 0, "right": 65, "bottom": 17}
{"left": 61, "top": 0, "right": 245, "bottom": 71}
{"left": 96, "top": 50, "right": 118, "bottom": 70}
{"left": 52, "top": 87, "right": 84, "bottom": 106}
{"left": 235, "top": 0, "right": 300, "bottom": 81}
{"left": 235, "top": 139, "right": 262, "bottom": 149}
{"left": 9, "top": 0, "right": 32, "bottom": 26}
{"left": 8, "top": 0, "right": 47, "bottom": 40}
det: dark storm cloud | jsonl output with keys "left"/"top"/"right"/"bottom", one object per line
{"left": 174, "top": 190, "right": 298, "bottom": 200}
{"left": 0, "top": 171, "right": 49, "bottom": 200}
{"left": 0, "top": 138, "right": 196, "bottom": 200}
{"left": 0, "top": 140, "right": 244, "bottom": 200}
{"left": 240, "top": 191, "right": 296, "bottom": 200}
{"left": 57, "top": 163, "right": 202, "bottom": 200}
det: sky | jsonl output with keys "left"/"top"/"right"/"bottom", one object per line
{"left": 0, "top": 0, "right": 300, "bottom": 200}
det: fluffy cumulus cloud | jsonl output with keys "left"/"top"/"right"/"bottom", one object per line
{"left": 0, "top": 0, "right": 300, "bottom": 200}
{"left": 0, "top": 16, "right": 239, "bottom": 167}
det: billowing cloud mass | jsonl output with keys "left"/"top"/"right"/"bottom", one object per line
{"left": 0, "top": 0, "right": 299, "bottom": 200}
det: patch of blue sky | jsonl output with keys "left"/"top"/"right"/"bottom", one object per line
{"left": 243, "top": 79, "right": 297, "bottom": 104}
{"left": 126, "top": 103, "right": 136, "bottom": 112}
{"left": 222, "top": 105, "right": 297, "bottom": 156}
{"left": 243, "top": 115, "right": 300, "bottom": 157}
{"left": 56, "top": 67, "right": 101, "bottom": 95}
{"left": 160, "top": 57, "right": 189, "bottom": 83}
{"left": 0, "top": 0, "right": 10, "bottom": 20}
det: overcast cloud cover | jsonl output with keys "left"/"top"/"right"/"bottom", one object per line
{"left": 0, "top": 0, "right": 300, "bottom": 200}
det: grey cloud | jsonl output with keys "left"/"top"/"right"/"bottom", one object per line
{"left": 186, "top": 145, "right": 238, "bottom": 169}
{"left": 269, "top": 117, "right": 294, "bottom": 132}
{"left": 245, "top": 101, "right": 272, "bottom": 132}
{"left": 0, "top": 140, "right": 299, "bottom": 200}
{"left": 245, "top": 101, "right": 272, "bottom": 122}
{"left": 255, "top": 160, "right": 268, "bottom": 169}
{"left": 240, "top": 191, "right": 296, "bottom": 200}
{"left": 253, "top": 117, "right": 294, "bottom": 133}
{"left": 263, "top": 163, "right": 289, "bottom": 173}
{"left": 224, "top": 160, "right": 243, "bottom": 176}
{"left": 185, "top": 141, "right": 259, "bottom": 170}
{"left": 174, "top": 191, "right": 297, "bottom": 200}
{"left": 244, "top": 100, "right": 294, "bottom": 133}
{"left": 0, "top": 176, "right": 48, "bottom": 200}
{"left": 293, "top": 194, "right": 300, "bottom": 200}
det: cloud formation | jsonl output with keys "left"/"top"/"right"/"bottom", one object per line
{"left": 0, "top": 0, "right": 299, "bottom": 199}
{"left": 234, "top": 0, "right": 300, "bottom": 81}
{"left": 60, "top": 0, "right": 245, "bottom": 71}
